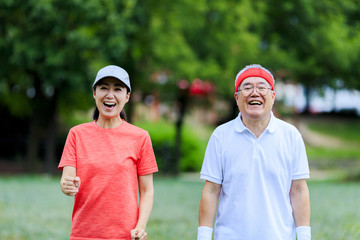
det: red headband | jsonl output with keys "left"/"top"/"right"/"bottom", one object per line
{"left": 235, "top": 68, "right": 274, "bottom": 92}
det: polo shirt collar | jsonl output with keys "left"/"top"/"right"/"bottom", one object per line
{"left": 234, "top": 113, "right": 247, "bottom": 133}
{"left": 234, "top": 111, "right": 277, "bottom": 134}
{"left": 266, "top": 112, "right": 277, "bottom": 133}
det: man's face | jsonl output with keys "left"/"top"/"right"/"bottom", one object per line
{"left": 234, "top": 77, "right": 275, "bottom": 120}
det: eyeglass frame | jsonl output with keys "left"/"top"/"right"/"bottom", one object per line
{"left": 236, "top": 84, "right": 273, "bottom": 97}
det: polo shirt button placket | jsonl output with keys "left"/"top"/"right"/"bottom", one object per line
{"left": 253, "top": 141, "right": 260, "bottom": 160}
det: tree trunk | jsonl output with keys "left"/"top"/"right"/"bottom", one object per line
{"left": 303, "top": 84, "right": 311, "bottom": 114}
{"left": 44, "top": 93, "right": 58, "bottom": 174}
{"left": 173, "top": 88, "right": 189, "bottom": 176}
{"left": 174, "top": 118, "right": 182, "bottom": 176}
{"left": 26, "top": 114, "right": 41, "bottom": 172}
{"left": 25, "top": 70, "right": 43, "bottom": 173}
{"left": 44, "top": 116, "right": 57, "bottom": 174}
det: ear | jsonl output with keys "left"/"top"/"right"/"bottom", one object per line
{"left": 125, "top": 92, "right": 131, "bottom": 103}
{"left": 93, "top": 88, "right": 96, "bottom": 99}
{"left": 271, "top": 91, "right": 276, "bottom": 104}
{"left": 234, "top": 92, "right": 239, "bottom": 102}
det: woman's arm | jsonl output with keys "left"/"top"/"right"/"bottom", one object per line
{"left": 131, "top": 174, "right": 154, "bottom": 240}
{"left": 60, "top": 166, "right": 80, "bottom": 196}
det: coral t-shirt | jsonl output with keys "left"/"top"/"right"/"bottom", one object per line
{"left": 58, "top": 121, "right": 158, "bottom": 240}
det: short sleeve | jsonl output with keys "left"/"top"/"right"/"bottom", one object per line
{"left": 58, "top": 129, "right": 77, "bottom": 171}
{"left": 200, "top": 132, "right": 223, "bottom": 184}
{"left": 292, "top": 135, "right": 310, "bottom": 180}
{"left": 137, "top": 133, "right": 158, "bottom": 176}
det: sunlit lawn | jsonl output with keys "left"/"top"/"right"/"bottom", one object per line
{"left": 0, "top": 175, "right": 360, "bottom": 239}
{"left": 307, "top": 117, "right": 360, "bottom": 142}
{"left": 305, "top": 116, "right": 360, "bottom": 161}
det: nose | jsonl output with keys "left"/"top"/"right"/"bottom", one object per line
{"left": 105, "top": 88, "right": 115, "bottom": 97}
{"left": 250, "top": 87, "right": 260, "bottom": 95}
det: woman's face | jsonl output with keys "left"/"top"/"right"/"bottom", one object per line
{"left": 93, "top": 77, "right": 130, "bottom": 119}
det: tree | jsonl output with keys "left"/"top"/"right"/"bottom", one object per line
{"left": 262, "top": 0, "right": 360, "bottom": 111}
{"left": 139, "top": 0, "right": 275, "bottom": 173}
{"left": 1, "top": 0, "right": 359, "bottom": 174}
{"left": 0, "top": 0, "right": 140, "bottom": 172}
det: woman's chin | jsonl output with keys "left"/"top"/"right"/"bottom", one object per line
{"left": 99, "top": 112, "right": 120, "bottom": 119}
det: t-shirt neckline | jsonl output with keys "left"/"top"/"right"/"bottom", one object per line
{"left": 92, "top": 120, "right": 126, "bottom": 131}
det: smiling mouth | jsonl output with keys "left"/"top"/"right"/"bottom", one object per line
{"left": 249, "top": 100, "right": 262, "bottom": 105}
{"left": 104, "top": 102, "right": 116, "bottom": 108}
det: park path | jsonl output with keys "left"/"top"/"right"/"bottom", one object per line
{"left": 286, "top": 116, "right": 357, "bottom": 149}
{"left": 297, "top": 122, "right": 346, "bottom": 148}
{"left": 293, "top": 117, "right": 359, "bottom": 180}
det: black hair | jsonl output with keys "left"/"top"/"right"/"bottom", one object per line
{"left": 92, "top": 107, "right": 127, "bottom": 121}
{"left": 92, "top": 82, "right": 130, "bottom": 121}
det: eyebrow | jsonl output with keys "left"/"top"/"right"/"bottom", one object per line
{"left": 241, "top": 81, "right": 268, "bottom": 87}
{"left": 99, "top": 82, "right": 124, "bottom": 87}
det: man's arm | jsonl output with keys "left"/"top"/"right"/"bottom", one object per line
{"left": 198, "top": 180, "right": 221, "bottom": 240}
{"left": 290, "top": 179, "right": 311, "bottom": 239}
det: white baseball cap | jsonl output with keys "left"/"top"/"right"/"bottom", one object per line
{"left": 93, "top": 65, "right": 131, "bottom": 92}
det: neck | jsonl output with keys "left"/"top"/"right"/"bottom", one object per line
{"left": 241, "top": 113, "right": 271, "bottom": 138}
{"left": 96, "top": 116, "right": 122, "bottom": 129}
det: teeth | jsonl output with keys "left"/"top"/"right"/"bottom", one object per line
{"left": 104, "top": 102, "right": 115, "bottom": 106}
{"left": 249, "top": 101, "right": 261, "bottom": 105}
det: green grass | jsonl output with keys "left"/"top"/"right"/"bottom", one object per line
{"left": 303, "top": 117, "right": 360, "bottom": 173}
{"left": 310, "top": 181, "right": 360, "bottom": 239}
{"left": 307, "top": 146, "right": 360, "bottom": 161}
{"left": 0, "top": 175, "right": 73, "bottom": 240}
{"left": 307, "top": 118, "right": 360, "bottom": 143}
{"left": 1, "top": 175, "right": 360, "bottom": 240}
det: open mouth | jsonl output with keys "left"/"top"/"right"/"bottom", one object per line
{"left": 248, "top": 100, "right": 262, "bottom": 105}
{"left": 103, "top": 102, "right": 116, "bottom": 108}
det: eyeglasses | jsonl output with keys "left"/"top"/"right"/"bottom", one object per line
{"left": 237, "top": 86, "right": 272, "bottom": 97}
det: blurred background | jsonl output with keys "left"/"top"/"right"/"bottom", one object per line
{"left": 1, "top": 0, "right": 359, "bottom": 176}
{"left": 0, "top": 0, "right": 360, "bottom": 239}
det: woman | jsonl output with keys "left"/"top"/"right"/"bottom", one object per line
{"left": 59, "top": 65, "right": 158, "bottom": 240}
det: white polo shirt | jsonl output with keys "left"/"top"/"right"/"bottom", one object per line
{"left": 200, "top": 112, "right": 310, "bottom": 240}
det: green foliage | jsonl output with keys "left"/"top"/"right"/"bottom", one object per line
{"left": 180, "top": 127, "right": 208, "bottom": 172}
{"left": 1, "top": 0, "right": 360, "bottom": 113}
{"left": 134, "top": 120, "right": 175, "bottom": 172}
{"left": 145, "top": 0, "right": 270, "bottom": 96}
{"left": 0, "top": 0, "right": 140, "bottom": 118}
{"left": 0, "top": 0, "right": 147, "bottom": 170}
{"left": 135, "top": 120, "right": 211, "bottom": 172}
{"left": 263, "top": 0, "right": 360, "bottom": 90}
{"left": 1, "top": 0, "right": 360, "bottom": 173}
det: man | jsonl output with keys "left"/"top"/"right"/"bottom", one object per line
{"left": 197, "top": 64, "right": 311, "bottom": 240}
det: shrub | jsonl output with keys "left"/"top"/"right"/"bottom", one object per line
{"left": 135, "top": 120, "right": 209, "bottom": 173}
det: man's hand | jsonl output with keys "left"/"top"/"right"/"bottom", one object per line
{"left": 61, "top": 176, "right": 80, "bottom": 196}
{"left": 130, "top": 228, "right": 147, "bottom": 240}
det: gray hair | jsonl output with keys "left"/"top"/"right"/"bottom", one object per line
{"left": 234, "top": 64, "right": 275, "bottom": 90}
